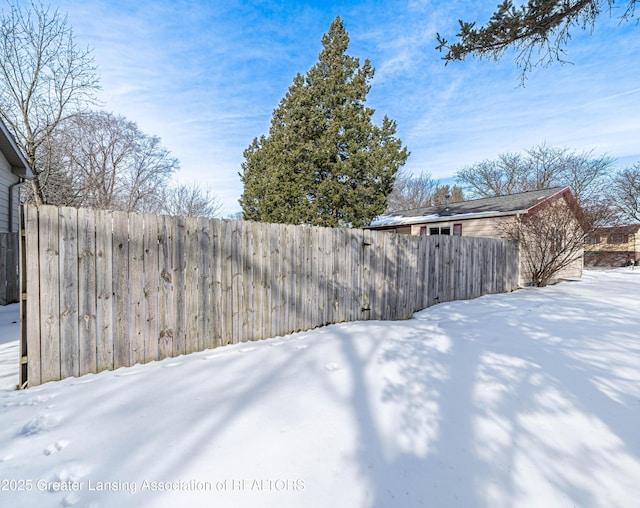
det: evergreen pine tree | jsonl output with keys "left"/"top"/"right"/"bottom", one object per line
{"left": 240, "top": 17, "right": 409, "bottom": 228}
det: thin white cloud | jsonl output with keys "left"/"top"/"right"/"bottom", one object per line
{"left": 25, "top": 0, "right": 640, "bottom": 214}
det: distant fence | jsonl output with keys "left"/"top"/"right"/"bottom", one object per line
{"left": 19, "top": 204, "right": 519, "bottom": 387}
{"left": 0, "top": 232, "right": 19, "bottom": 305}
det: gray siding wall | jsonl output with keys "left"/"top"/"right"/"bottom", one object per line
{"left": 0, "top": 150, "right": 20, "bottom": 232}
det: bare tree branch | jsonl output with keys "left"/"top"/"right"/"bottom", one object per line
{"left": 0, "top": 0, "right": 99, "bottom": 205}
{"left": 455, "top": 143, "right": 615, "bottom": 208}
{"left": 608, "top": 163, "right": 640, "bottom": 222}
{"left": 49, "top": 111, "right": 178, "bottom": 213}
{"left": 500, "top": 193, "right": 595, "bottom": 286}
{"left": 161, "top": 183, "right": 223, "bottom": 218}
{"left": 386, "top": 169, "right": 464, "bottom": 211}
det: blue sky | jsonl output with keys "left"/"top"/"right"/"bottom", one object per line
{"left": 40, "top": 0, "right": 640, "bottom": 215}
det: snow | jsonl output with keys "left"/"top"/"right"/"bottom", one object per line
{"left": 370, "top": 213, "right": 441, "bottom": 226}
{"left": 0, "top": 303, "right": 20, "bottom": 390}
{"left": 370, "top": 210, "right": 502, "bottom": 226}
{"left": 0, "top": 269, "right": 639, "bottom": 508}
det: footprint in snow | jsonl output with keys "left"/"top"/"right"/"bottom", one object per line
{"left": 62, "top": 493, "right": 79, "bottom": 506}
{"left": 20, "top": 414, "right": 60, "bottom": 436}
{"left": 5, "top": 394, "right": 53, "bottom": 408}
{"left": 324, "top": 362, "right": 341, "bottom": 372}
{"left": 295, "top": 344, "right": 309, "bottom": 351}
{"left": 51, "top": 463, "right": 89, "bottom": 487}
{"left": 43, "top": 440, "right": 70, "bottom": 456}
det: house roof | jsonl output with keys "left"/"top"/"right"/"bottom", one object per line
{"left": 0, "top": 118, "right": 34, "bottom": 179}
{"left": 592, "top": 224, "right": 640, "bottom": 235}
{"left": 370, "top": 187, "right": 572, "bottom": 228}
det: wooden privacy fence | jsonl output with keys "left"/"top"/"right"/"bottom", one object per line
{"left": 19, "top": 204, "right": 519, "bottom": 387}
{"left": 0, "top": 232, "right": 19, "bottom": 305}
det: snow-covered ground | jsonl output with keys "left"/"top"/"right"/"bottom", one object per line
{"left": 0, "top": 303, "right": 20, "bottom": 391}
{"left": 0, "top": 269, "right": 639, "bottom": 508}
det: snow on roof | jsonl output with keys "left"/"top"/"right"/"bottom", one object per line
{"left": 369, "top": 187, "right": 573, "bottom": 228}
{"left": 370, "top": 214, "right": 440, "bottom": 226}
{"left": 370, "top": 210, "right": 503, "bottom": 227}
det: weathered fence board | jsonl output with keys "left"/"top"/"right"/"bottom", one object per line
{"left": 7, "top": 233, "right": 18, "bottom": 303}
{"left": 20, "top": 204, "right": 520, "bottom": 387}
{"left": 38, "top": 206, "right": 61, "bottom": 383}
{"left": 112, "top": 211, "right": 130, "bottom": 369}
{"left": 211, "top": 218, "right": 222, "bottom": 347}
{"left": 173, "top": 215, "right": 186, "bottom": 356}
{"left": 0, "top": 234, "right": 7, "bottom": 305}
{"left": 0, "top": 232, "right": 19, "bottom": 306}
{"left": 143, "top": 213, "right": 160, "bottom": 363}
{"left": 129, "top": 212, "right": 145, "bottom": 366}
{"left": 78, "top": 208, "right": 97, "bottom": 376}
{"left": 0, "top": 235, "right": 6, "bottom": 305}
{"left": 196, "top": 217, "right": 211, "bottom": 352}
{"left": 24, "top": 208, "right": 41, "bottom": 386}
{"left": 59, "top": 206, "right": 79, "bottom": 380}
{"left": 159, "top": 216, "right": 174, "bottom": 360}
{"left": 185, "top": 216, "right": 199, "bottom": 354}
{"left": 96, "top": 209, "right": 114, "bottom": 372}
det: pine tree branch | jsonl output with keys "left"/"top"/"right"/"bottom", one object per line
{"left": 436, "top": 0, "right": 636, "bottom": 79}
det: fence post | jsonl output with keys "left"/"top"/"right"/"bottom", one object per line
{"left": 18, "top": 206, "right": 29, "bottom": 388}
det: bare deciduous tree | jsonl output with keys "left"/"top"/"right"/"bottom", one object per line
{"left": 433, "top": 184, "right": 464, "bottom": 206}
{"left": 455, "top": 143, "right": 615, "bottom": 206}
{"left": 161, "top": 183, "right": 223, "bottom": 218}
{"left": 455, "top": 152, "right": 529, "bottom": 198}
{"left": 0, "top": 0, "right": 100, "bottom": 205}
{"left": 500, "top": 193, "right": 599, "bottom": 286}
{"left": 386, "top": 170, "right": 438, "bottom": 211}
{"left": 20, "top": 131, "right": 80, "bottom": 206}
{"left": 386, "top": 169, "right": 464, "bottom": 211}
{"left": 526, "top": 144, "right": 613, "bottom": 205}
{"left": 53, "top": 111, "right": 178, "bottom": 213}
{"left": 608, "top": 163, "right": 640, "bottom": 223}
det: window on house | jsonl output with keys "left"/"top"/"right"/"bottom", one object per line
{"left": 609, "top": 234, "right": 628, "bottom": 244}
{"left": 429, "top": 226, "right": 451, "bottom": 235}
{"left": 585, "top": 235, "right": 600, "bottom": 244}
{"left": 453, "top": 224, "right": 462, "bottom": 236}
{"left": 550, "top": 229, "right": 564, "bottom": 253}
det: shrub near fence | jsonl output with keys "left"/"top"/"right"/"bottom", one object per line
{"left": 19, "top": 204, "right": 519, "bottom": 387}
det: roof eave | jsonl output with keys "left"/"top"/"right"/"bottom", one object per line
{"left": 367, "top": 209, "right": 525, "bottom": 228}
{"left": 0, "top": 120, "right": 34, "bottom": 179}
{"left": 526, "top": 186, "right": 572, "bottom": 214}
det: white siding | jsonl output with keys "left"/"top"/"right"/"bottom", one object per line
{"left": 0, "top": 150, "right": 20, "bottom": 232}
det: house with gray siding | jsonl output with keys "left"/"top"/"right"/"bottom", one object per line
{"left": 0, "top": 118, "right": 33, "bottom": 231}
